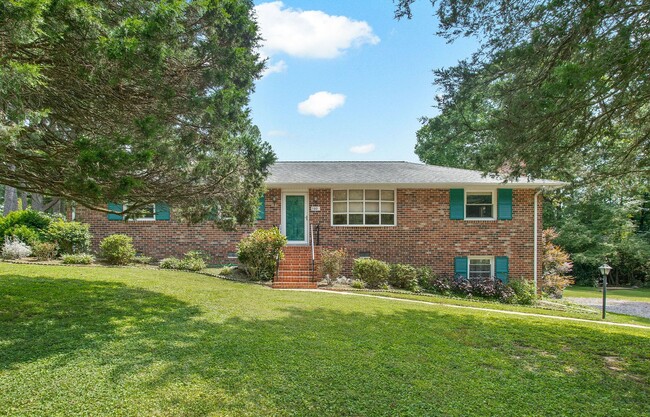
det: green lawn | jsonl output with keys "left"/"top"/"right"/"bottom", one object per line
{"left": 564, "top": 285, "right": 650, "bottom": 302}
{"left": 1, "top": 264, "right": 649, "bottom": 417}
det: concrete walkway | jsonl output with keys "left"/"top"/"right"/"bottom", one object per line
{"left": 565, "top": 297, "right": 650, "bottom": 320}
{"left": 280, "top": 289, "right": 650, "bottom": 330}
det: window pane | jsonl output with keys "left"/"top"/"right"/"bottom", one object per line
{"left": 469, "top": 259, "right": 492, "bottom": 279}
{"left": 365, "top": 214, "right": 380, "bottom": 225}
{"left": 381, "top": 202, "right": 394, "bottom": 213}
{"left": 333, "top": 214, "right": 347, "bottom": 225}
{"left": 365, "top": 202, "right": 379, "bottom": 213}
{"left": 466, "top": 205, "right": 493, "bottom": 218}
{"left": 349, "top": 189, "right": 363, "bottom": 200}
{"left": 381, "top": 190, "right": 394, "bottom": 201}
{"left": 381, "top": 214, "right": 395, "bottom": 225}
{"left": 349, "top": 202, "right": 363, "bottom": 212}
{"left": 467, "top": 193, "right": 492, "bottom": 204}
{"left": 349, "top": 214, "right": 363, "bottom": 225}
{"left": 333, "top": 190, "right": 347, "bottom": 201}
{"left": 333, "top": 202, "right": 347, "bottom": 213}
{"left": 365, "top": 190, "right": 379, "bottom": 200}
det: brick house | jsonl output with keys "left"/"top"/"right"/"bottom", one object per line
{"left": 74, "top": 161, "right": 565, "bottom": 288}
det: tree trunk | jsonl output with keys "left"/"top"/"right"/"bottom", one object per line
{"left": 3, "top": 186, "right": 18, "bottom": 215}
{"left": 31, "top": 193, "right": 44, "bottom": 211}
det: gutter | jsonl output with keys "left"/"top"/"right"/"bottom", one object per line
{"left": 533, "top": 189, "right": 543, "bottom": 292}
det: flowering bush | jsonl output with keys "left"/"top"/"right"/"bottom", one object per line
{"left": 2, "top": 237, "right": 32, "bottom": 259}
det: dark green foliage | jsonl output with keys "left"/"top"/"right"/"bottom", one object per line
{"left": 237, "top": 227, "right": 287, "bottom": 280}
{"left": 352, "top": 258, "right": 390, "bottom": 288}
{"left": 0, "top": 0, "right": 274, "bottom": 224}
{"left": 389, "top": 263, "right": 418, "bottom": 290}
{"left": 46, "top": 220, "right": 91, "bottom": 255}
{"left": 0, "top": 209, "right": 52, "bottom": 245}
{"left": 405, "top": 0, "right": 650, "bottom": 184}
{"left": 545, "top": 184, "right": 650, "bottom": 286}
{"left": 507, "top": 278, "right": 537, "bottom": 306}
{"left": 100, "top": 234, "right": 136, "bottom": 265}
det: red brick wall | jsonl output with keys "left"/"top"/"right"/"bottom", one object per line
{"left": 75, "top": 187, "right": 542, "bottom": 280}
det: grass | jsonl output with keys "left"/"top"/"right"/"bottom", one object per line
{"left": 349, "top": 290, "right": 650, "bottom": 327}
{"left": 564, "top": 285, "right": 650, "bottom": 302}
{"left": 0, "top": 263, "right": 649, "bottom": 417}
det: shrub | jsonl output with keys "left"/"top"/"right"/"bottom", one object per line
{"left": 389, "top": 263, "right": 418, "bottom": 290}
{"left": 5, "top": 224, "right": 41, "bottom": 246}
{"left": 470, "top": 278, "right": 497, "bottom": 298}
{"left": 542, "top": 274, "right": 575, "bottom": 298}
{"left": 352, "top": 258, "right": 390, "bottom": 288}
{"left": 319, "top": 248, "right": 346, "bottom": 283}
{"left": 32, "top": 242, "right": 58, "bottom": 261}
{"left": 180, "top": 251, "right": 206, "bottom": 271}
{"left": 158, "top": 252, "right": 206, "bottom": 271}
{"left": 160, "top": 257, "right": 183, "bottom": 269}
{"left": 416, "top": 266, "right": 433, "bottom": 288}
{"left": 508, "top": 278, "right": 537, "bottom": 305}
{"left": 61, "top": 253, "right": 95, "bottom": 264}
{"left": 100, "top": 234, "right": 136, "bottom": 265}
{"left": 429, "top": 275, "right": 453, "bottom": 295}
{"left": 132, "top": 255, "right": 153, "bottom": 265}
{"left": 2, "top": 237, "right": 32, "bottom": 259}
{"left": 0, "top": 209, "right": 51, "bottom": 237}
{"left": 351, "top": 279, "right": 365, "bottom": 289}
{"left": 451, "top": 277, "right": 473, "bottom": 296}
{"left": 46, "top": 220, "right": 91, "bottom": 254}
{"left": 237, "top": 227, "right": 287, "bottom": 280}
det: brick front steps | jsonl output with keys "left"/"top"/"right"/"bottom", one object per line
{"left": 272, "top": 245, "right": 320, "bottom": 289}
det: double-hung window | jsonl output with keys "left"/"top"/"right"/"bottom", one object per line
{"left": 332, "top": 189, "right": 395, "bottom": 226}
{"left": 465, "top": 191, "right": 494, "bottom": 219}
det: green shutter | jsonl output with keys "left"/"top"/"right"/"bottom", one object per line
{"left": 454, "top": 256, "right": 468, "bottom": 279}
{"left": 257, "top": 195, "right": 265, "bottom": 220}
{"left": 155, "top": 203, "right": 170, "bottom": 221}
{"left": 495, "top": 256, "right": 509, "bottom": 282}
{"left": 107, "top": 203, "right": 123, "bottom": 220}
{"left": 497, "top": 189, "right": 513, "bottom": 220}
{"left": 449, "top": 189, "right": 464, "bottom": 220}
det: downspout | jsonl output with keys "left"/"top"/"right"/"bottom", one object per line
{"left": 533, "top": 189, "right": 543, "bottom": 292}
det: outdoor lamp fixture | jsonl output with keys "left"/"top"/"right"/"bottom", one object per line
{"left": 599, "top": 263, "right": 612, "bottom": 319}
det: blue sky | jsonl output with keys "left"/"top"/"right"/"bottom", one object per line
{"left": 250, "top": 1, "right": 477, "bottom": 162}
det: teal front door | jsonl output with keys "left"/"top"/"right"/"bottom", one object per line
{"left": 285, "top": 195, "right": 306, "bottom": 242}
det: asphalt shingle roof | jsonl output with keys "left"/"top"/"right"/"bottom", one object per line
{"left": 266, "top": 161, "right": 565, "bottom": 188}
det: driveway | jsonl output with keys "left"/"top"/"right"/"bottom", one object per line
{"left": 565, "top": 297, "right": 650, "bottom": 319}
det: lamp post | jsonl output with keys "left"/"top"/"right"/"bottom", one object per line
{"left": 598, "top": 263, "right": 612, "bottom": 319}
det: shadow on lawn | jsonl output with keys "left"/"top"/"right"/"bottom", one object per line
{"left": 1, "top": 274, "right": 649, "bottom": 416}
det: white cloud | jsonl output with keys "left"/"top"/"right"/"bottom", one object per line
{"left": 255, "top": 2, "right": 380, "bottom": 59}
{"left": 261, "top": 59, "right": 287, "bottom": 77}
{"left": 297, "top": 91, "right": 346, "bottom": 118}
{"left": 349, "top": 143, "right": 376, "bottom": 154}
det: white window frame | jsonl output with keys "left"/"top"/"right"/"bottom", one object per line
{"left": 125, "top": 203, "right": 156, "bottom": 221}
{"left": 468, "top": 256, "right": 495, "bottom": 280}
{"left": 464, "top": 189, "right": 496, "bottom": 220}
{"left": 330, "top": 189, "right": 396, "bottom": 227}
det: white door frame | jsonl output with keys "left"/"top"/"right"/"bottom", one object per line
{"left": 281, "top": 192, "right": 309, "bottom": 245}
